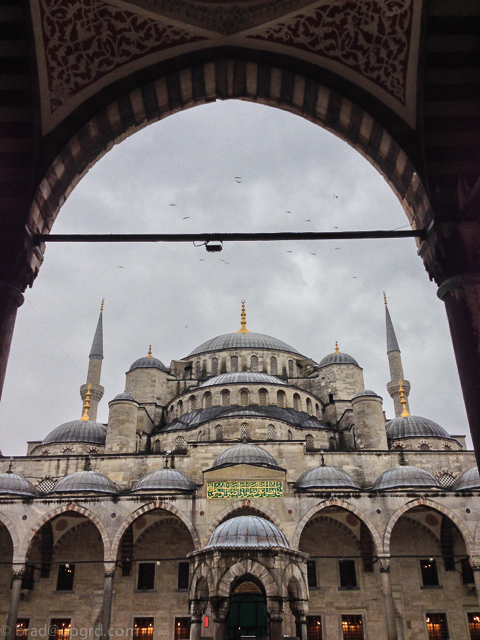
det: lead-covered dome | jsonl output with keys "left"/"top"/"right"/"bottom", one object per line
{"left": 0, "top": 473, "right": 38, "bottom": 497}
{"left": 42, "top": 420, "right": 106, "bottom": 446}
{"left": 386, "top": 416, "right": 451, "bottom": 441}
{"left": 110, "top": 393, "right": 137, "bottom": 402}
{"left": 452, "top": 467, "right": 480, "bottom": 491}
{"left": 129, "top": 355, "right": 167, "bottom": 373}
{"left": 132, "top": 468, "right": 196, "bottom": 492}
{"left": 205, "top": 515, "right": 290, "bottom": 549}
{"left": 200, "top": 372, "right": 286, "bottom": 387}
{"left": 49, "top": 470, "right": 119, "bottom": 494}
{"left": 213, "top": 443, "right": 280, "bottom": 469}
{"left": 372, "top": 465, "right": 440, "bottom": 491}
{"left": 295, "top": 466, "right": 360, "bottom": 491}
{"left": 352, "top": 389, "right": 381, "bottom": 399}
{"left": 318, "top": 350, "right": 359, "bottom": 368}
{"left": 187, "top": 332, "right": 302, "bottom": 357}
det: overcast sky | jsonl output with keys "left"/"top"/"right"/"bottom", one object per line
{"left": 0, "top": 100, "right": 470, "bottom": 456}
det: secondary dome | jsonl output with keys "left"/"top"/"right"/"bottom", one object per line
{"left": 318, "top": 346, "right": 359, "bottom": 368}
{"left": 205, "top": 515, "right": 290, "bottom": 549}
{"left": 452, "top": 467, "right": 480, "bottom": 491}
{"left": 372, "top": 465, "right": 440, "bottom": 491}
{"left": 187, "top": 332, "right": 302, "bottom": 357}
{"left": 42, "top": 420, "right": 106, "bottom": 446}
{"left": 49, "top": 470, "right": 119, "bottom": 495}
{"left": 295, "top": 466, "right": 360, "bottom": 491}
{"left": 129, "top": 354, "right": 167, "bottom": 373}
{"left": 353, "top": 389, "right": 381, "bottom": 399}
{"left": 200, "top": 372, "right": 286, "bottom": 387}
{"left": 132, "top": 468, "right": 196, "bottom": 492}
{"left": 386, "top": 416, "right": 451, "bottom": 441}
{"left": 0, "top": 473, "right": 38, "bottom": 497}
{"left": 110, "top": 393, "right": 137, "bottom": 402}
{"left": 213, "top": 443, "right": 280, "bottom": 469}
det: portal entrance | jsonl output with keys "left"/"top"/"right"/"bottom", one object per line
{"left": 227, "top": 582, "right": 267, "bottom": 640}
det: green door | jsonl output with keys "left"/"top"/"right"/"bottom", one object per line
{"left": 227, "top": 593, "right": 267, "bottom": 640}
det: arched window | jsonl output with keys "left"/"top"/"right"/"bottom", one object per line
{"left": 62, "top": 447, "right": 74, "bottom": 456}
{"left": 288, "top": 360, "right": 294, "bottom": 377}
{"left": 305, "top": 434, "right": 314, "bottom": 451}
{"left": 329, "top": 436, "right": 336, "bottom": 451}
{"left": 306, "top": 398, "right": 312, "bottom": 415}
{"left": 241, "top": 423, "right": 251, "bottom": 440}
{"left": 240, "top": 389, "right": 249, "bottom": 406}
{"left": 175, "top": 436, "right": 187, "bottom": 452}
{"left": 189, "top": 395, "right": 197, "bottom": 412}
{"left": 277, "top": 390, "right": 286, "bottom": 408}
{"left": 259, "top": 389, "right": 268, "bottom": 406}
{"left": 215, "top": 425, "right": 223, "bottom": 442}
{"left": 195, "top": 361, "right": 201, "bottom": 379}
{"left": 211, "top": 357, "right": 219, "bottom": 376}
{"left": 270, "top": 356, "right": 277, "bottom": 375}
{"left": 419, "top": 442, "right": 431, "bottom": 450}
{"left": 152, "top": 440, "right": 162, "bottom": 453}
{"left": 443, "top": 443, "right": 452, "bottom": 451}
{"left": 293, "top": 393, "right": 301, "bottom": 411}
{"left": 315, "top": 403, "right": 320, "bottom": 418}
{"left": 251, "top": 355, "right": 258, "bottom": 372}
{"left": 267, "top": 425, "right": 276, "bottom": 441}
{"left": 391, "top": 443, "right": 404, "bottom": 450}
{"left": 288, "top": 430, "right": 293, "bottom": 441}
{"left": 231, "top": 355, "right": 238, "bottom": 373}
{"left": 177, "top": 400, "right": 183, "bottom": 416}
{"left": 203, "top": 392, "right": 212, "bottom": 409}
{"left": 221, "top": 389, "right": 231, "bottom": 406}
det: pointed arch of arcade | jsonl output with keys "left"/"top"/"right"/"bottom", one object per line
{"left": 217, "top": 559, "right": 278, "bottom": 598}
{"left": 384, "top": 498, "right": 474, "bottom": 557}
{"left": 110, "top": 499, "right": 201, "bottom": 560}
{"left": 189, "top": 561, "right": 215, "bottom": 601}
{"left": 19, "top": 503, "right": 111, "bottom": 562}
{"left": 0, "top": 510, "right": 20, "bottom": 562}
{"left": 284, "top": 562, "right": 309, "bottom": 602}
{"left": 204, "top": 500, "right": 285, "bottom": 546}
{"left": 29, "top": 59, "right": 431, "bottom": 245}
{"left": 292, "top": 499, "right": 382, "bottom": 553}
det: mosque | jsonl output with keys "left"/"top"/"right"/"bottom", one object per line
{"left": 1, "top": 300, "right": 480, "bottom": 640}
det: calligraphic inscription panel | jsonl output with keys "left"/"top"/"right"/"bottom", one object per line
{"left": 207, "top": 480, "right": 283, "bottom": 499}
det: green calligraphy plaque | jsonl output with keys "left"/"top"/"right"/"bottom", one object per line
{"left": 207, "top": 480, "right": 283, "bottom": 499}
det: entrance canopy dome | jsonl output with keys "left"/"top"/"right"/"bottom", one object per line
{"left": 213, "top": 443, "right": 280, "bottom": 469}
{"left": 295, "top": 466, "right": 360, "bottom": 491}
{"left": 205, "top": 515, "right": 290, "bottom": 549}
{"left": 132, "top": 468, "right": 196, "bottom": 492}
{"left": 42, "top": 420, "right": 106, "bottom": 445}
{"left": 0, "top": 473, "right": 38, "bottom": 497}
{"left": 372, "top": 465, "right": 440, "bottom": 491}
{"left": 49, "top": 470, "right": 119, "bottom": 495}
{"left": 187, "top": 332, "right": 302, "bottom": 357}
{"left": 200, "top": 372, "right": 286, "bottom": 387}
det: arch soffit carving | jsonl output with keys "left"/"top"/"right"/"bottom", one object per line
{"left": 29, "top": 61, "right": 430, "bottom": 245}
{"left": 384, "top": 499, "right": 474, "bottom": 557}
{"left": 217, "top": 559, "right": 278, "bottom": 598}
{"left": 110, "top": 500, "right": 201, "bottom": 560}
{"left": 20, "top": 503, "right": 110, "bottom": 562}
{"left": 292, "top": 499, "right": 382, "bottom": 553}
{"left": 204, "top": 501, "right": 285, "bottom": 546}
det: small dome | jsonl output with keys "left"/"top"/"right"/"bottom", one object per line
{"left": 110, "top": 393, "right": 137, "bottom": 402}
{"left": 318, "top": 351, "right": 359, "bottom": 368}
{"left": 200, "top": 372, "right": 286, "bottom": 387}
{"left": 386, "top": 416, "right": 451, "bottom": 441}
{"left": 187, "top": 332, "right": 302, "bottom": 357}
{"left": 132, "top": 468, "right": 196, "bottom": 492}
{"left": 295, "top": 466, "right": 360, "bottom": 491}
{"left": 352, "top": 389, "right": 381, "bottom": 400}
{"left": 372, "top": 465, "right": 440, "bottom": 491}
{"left": 205, "top": 515, "right": 290, "bottom": 549}
{"left": 129, "top": 356, "right": 167, "bottom": 373}
{"left": 452, "top": 467, "right": 480, "bottom": 491}
{"left": 213, "top": 443, "right": 280, "bottom": 469}
{"left": 49, "top": 471, "right": 119, "bottom": 494}
{"left": 0, "top": 473, "right": 38, "bottom": 497}
{"left": 42, "top": 420, "right": 106, "bottom": 446}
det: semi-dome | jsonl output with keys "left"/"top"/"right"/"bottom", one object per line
{"left": 129, "top": 355, "right": 168, "bottom": 373}
{"left": 42, "top": 420, "right": 107, "bottom": 446}
{"left": 205, "top": 515, "right": 290, "bottom": 549}
{"left": 372, "top": 465, "right": 440, "bottom": 491}
{"left": 187, "top": 332, "right": 302, "bottom": 357}
{"left": 295, "top": 466, "right": 360, "bottom": 491}
{"left": 213, "top": 443, "right": 280, "bottom": 469}
{"left": 110, "top": 393, "right": 137, "bottom": 402}
{"left": 132, "top": 468, "right": 196, "bottom": 492}
{"left": 452, "top": 467, "right": 480, "bottom": 491}
{"left": 352, "top": 389, "right": 381, "bottom": 399}
{"left": 49, "top": 470, "right": 119, "bottom": 494}
{"left": 200, "top": 372, "right": 286, "bottom": 387}
{"left": 0, "top": 473, "right": 38, "bottom": 497}
{"left": 318, "top": 351, "right": 359, "bottom": 368}
{"left": 386, "top": 416, "right": 451, "bottom": 441}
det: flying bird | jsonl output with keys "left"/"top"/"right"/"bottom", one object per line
{"left": 334, "top": 226, "right": 339, "bottom": 229}
{"left": 305, "top": 219, "right": 311, "bottom": 222}
{"left": 234, "top": 176, "right": 242, "bottom": 179}
{"left": 220, "top": 259, "right": 230, "bottom": 265}
{"left": 286, "top": 250, "right": 293, "bottom": 253}
{"left": 182, "top": 217, "right": 190, "bottom": 220}
{"left": 335, "top": 248, "right": 341, "bottom": 250}
{"left": 286, "top": 211, "right": 291, "bottom": 213}
{"left": 333, "top": 195, "right": 338, "bottom": 199}
{"left": 311, "top": 253, "right": 316, "bottom": 255}
{"left": 169, "top": 204, "right": 177, "bottom": 206}
{"left": 352, "top": 277, "right": 357, "bottom": 279}
{"left": 235, "top": 179, "right": 242, "bottom": 183}
{"left": 117, "top": 266, "right": 124, "bottom": 268}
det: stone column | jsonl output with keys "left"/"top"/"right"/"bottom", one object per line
{"left": 100, "top": 563, "right": 116, "bottom": 639}
{"left": 267, "top": 598, "right": 284, "bottom": 640}
{"left": 0, "top": 282, "right": 24, "bottom": 403}
{"left": 379, "top": 557, "right": 398, "bottom": 640}
{"left": 210, "top": 597, "right": 228, "bottom": 640}
{"left": 470, "top": 559, "right": 480, "bottom": 610}
{"left": 295, "top": 612, "right": 307, "bottom": 640}
{"left": 6, "top": 565, "right": 25, "bottom": 640}
{"left": 190, "top": 601, "right": 206, "bottom": 640}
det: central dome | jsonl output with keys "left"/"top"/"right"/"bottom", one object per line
{"left": 205, "top": 515, "right": 290, "bottom": 549}
{"left": 200, "top": 372, "right": 286, "bottom": 387}
{"left": 187, "top": 332, "right": 302, "bottom": 357}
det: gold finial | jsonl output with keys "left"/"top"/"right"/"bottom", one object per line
{"left": 100, "top": 298, "right": 104, "bottom": 313}
{"left": 80, "top": 383, "right": 92, "bottom": 421}
{"left": 147, "top": 345, "right": 153, "bottom": 358}
{"left": 237, "top": 300, "right": 250, "bottom": 333}
{"left": 383, "top": 292, "right": 387, "bottom": 306}
{"left": 398, "top": 380, "right": 410, "bottom": 417}
{"left": 335, "top": 341, "right": 340, "bottom": 354}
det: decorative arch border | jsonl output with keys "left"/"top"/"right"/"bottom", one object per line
{"left": 189, "top": 561, "right": 215, "bottom": 601}
{"left": 204, "top": 500, "right": 284, "bottom": 546}
{"left": 19, "top": 503, "right": 111, "bottom": 562}
{"left": 110, "top": 500, "right": 200, "bottom": 560}
{"left": 384, "top": 498, "right": 475, "bottom": 557}
{"left": 284, "top": 561, "right": 308, "bottom": 602}
{"left": 28, "top": 60, "right": 431, "bottom": 246}
{"left": 292, "top": 499, "right": 382, "bottom": 553}
{"left": 217, "top": 559, "right": 278, "bottom": 597}
{"left": 0, "top": 510, "right": 20, "bottom": 560}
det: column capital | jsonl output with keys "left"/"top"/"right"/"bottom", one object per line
{"left": 378, "top": 555, "right": 391, "bottom": 572}
{"left": 0, "top": 282, "right": 24, "bottom": 308}
{"left": 103, "top": 562, "right": 116, "bottom": 576}
{"left": 437, "top": 274, "right": 480, "bottom": 300}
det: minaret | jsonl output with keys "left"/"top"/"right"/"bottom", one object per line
{"left": 80, "top": 301, "right": 105, "bottom": 421}
{"left": 384, "top": 293, "right": 410, "bottom": 417}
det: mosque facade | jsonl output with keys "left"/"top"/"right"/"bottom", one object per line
{"left": 1, "top": 301, "right": 480, "bottom": 640}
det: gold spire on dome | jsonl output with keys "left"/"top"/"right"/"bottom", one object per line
{"left": 383, "top": 292, "right": 387, "bottom": 306}
{"left": 237, "top": 300, "right": 250, "bottom": 333}
{"left": 335, "top": 341, "right": 340, "bottom": 354}
{"left": 80, "top": 383, "right": 92, "bottom": 421}
{"left": 398, "top": 380, "right": 410, "bottom": 417}
{"left": 147, "top": 345, "right": 153, "bottom": 359}
{"left": 100, "top": 298, "right": 104, "bottom": 313}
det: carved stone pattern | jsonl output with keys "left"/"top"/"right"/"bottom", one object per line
{"left": 248, "top": 0, "right": 413, "bottom": 103}
{"left": 39, "top": 0, "right": 207, "bottom": 113}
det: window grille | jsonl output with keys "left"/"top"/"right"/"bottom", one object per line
{"left": 137, "top": 563, "right": 155, "bottom": 590}
{"left": 16, "top": 620, "right": 29, "bottom": 639}
{"left": 211, "top": 357, "right": 219, "bottom": 375}
{"left": 49, "top": 620, "right": 71, "bottom": 640}
{"left": 174, "top": 618, "right": 191, "bottom": 640}
{"left": 241, "top": 423, "right": 251, "bottom": 439}
{"left": 288, "top": 360, "right": 294, "bottom": 376}
{"left": 306, "top": 398, "right": 312, "bottom": 414}
{"left": 88, "top": 447, "right": 98, "bottom": 455}
{"left": 133, "top": 618, "right": 154, "bottom": 640}
{"left": 420, "top": 559, "right": 439, "bottom": 586}
{"left": 62, "top": 447, "right": 73, "bottom": 456}
{"left": 277, "top": 391, "right": 285, "bottom": 408}
{"left": 152, "top": 440, "right": 161, "bottom": 454}
{"left": 37, "top": 477, "right": 56, "bottom": 494}
{"left": 195, "top": 361, "right": 201, "bottom": 379}
{"left": 215, "top": 425, "right": 223, "bottom": 442}
{"left": 270, "top": 356, "right": 277, "bottom": 375}
{"left": 259, "top": 389, "right": 267, "bottom": 406}
{"left": 426, "top": 613, "right": 449, "bottom": 640}
{"left": 267, "top": 425, "right": 276, "bottom": 440}
{"left": 204, "top": 392, "right": 212, "bottom": 409}
{"left": 341, "top": 615, "right": 364, "bottom": 640}
{"left": 468, "top": 613, "right": 480, "bottom": 640}
{"left": 437, "top": 472, "right": 455, "bottom": 488}
{"left": 306, "top": 616, "right": 322, "bottom": 640}
{"left": 177, "top": 562, "right": 190, "bottom": 589}
{"left": 189, "top": 395, "right": 196, "bottom": 412}
{"left": 221, "top": 390, "right": 230, "bottom": 406}
{"left": 306, "top": 560, "right": 317, "bottom": 587}
{"left": 419, "top": 443, "right": 431, "bottom": 450}
{"left": 306, "top": 434, "right": 314, "bottom": 451}
{"left": 251, "top": 355, "right": 258, "bottom": 372}
{"left": 293, "top": 394, "right": 301, "bottom": 411}
{"left": 315, "top": 403, "right": 320, "bottom": 418}
{"left": 240, "top": 389, "right": 249, "bottom": 406}
{"left": 56, "top": 565, "right": 75, "bottom": 591}
{"left": 339, "top": 560, "right": 357, "bottom": 588}
{"left": 175, "top": 436, "right": 187, "bottom": 453}
{"left": 231, "top": 356, "right": 238, "bottom": 372}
